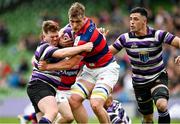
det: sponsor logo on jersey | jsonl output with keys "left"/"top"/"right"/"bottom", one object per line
{"left": 131, "top": 43, "right": 138, "bottom": 48}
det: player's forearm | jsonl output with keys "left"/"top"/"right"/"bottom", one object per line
{"left": 109, "top": 45, "right": 119, "bottom": 55}
{"left": 46, "top": 57, "right": 81, "bottom": 70}
{"left": 45, "top": 63, "right": 69, "bottom": 70}
{"left": 53, "top": 46, "right": 86, "bottom": 58}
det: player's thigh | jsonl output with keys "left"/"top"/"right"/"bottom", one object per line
{"left": 151, "top": 72, "right": 169, "bottom": 104}
{"left": 58, "top": 101, "right": 73, "bottom": 117}
{"left": 134, "top": 86, "right": 153, "bottom": 115}
{"left": 96, "top": 61, "right": 120, "bottom": 89}
{"left": 38, "top": 95, "right": 58, "bottom": 113}
{"left": 56, "top": 90, "right": 70, "bottom": 103}
{"left": 27, "top": 80, "right": 56, "bottom": 113}
{"left": 56, "top": 90, "right": 73, "bottom": 116}
{"left": 76, "top": 66, "right": 96, "bottom": 87}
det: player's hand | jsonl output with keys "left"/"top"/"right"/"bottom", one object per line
{"left": 38, "top": 61, "right": 48, "bottom": 71}
{"left": 98, "top": 27, "right": 109, "bottom": 36}
{"left": 82, "top": 42, "right": 93, "bottom": 52}
{"left": 175, "top": 56, "right": 180, "bottom": 65}
{"left": 59, "top": 37, "right": 73, "bottom": 47}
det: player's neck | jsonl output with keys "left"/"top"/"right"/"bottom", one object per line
{"left": 135, "top": 26, "right": 147, "bottom": 37}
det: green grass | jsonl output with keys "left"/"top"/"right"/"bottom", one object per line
{"left": 0, "top": 117, "right": 180, "bottom": 124}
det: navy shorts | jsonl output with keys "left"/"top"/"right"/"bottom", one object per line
{"left": 133, "top": 72, "right": 169, "bottom": 115}
{"left": 27, "top": 79, "right": 56, "bottom": 113}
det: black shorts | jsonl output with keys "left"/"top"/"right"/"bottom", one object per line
{"left": 27, "top": 79, "right": 56, "bottom": 113}
{"left": 133, "top": 72, "right": 169, "bottom": 115}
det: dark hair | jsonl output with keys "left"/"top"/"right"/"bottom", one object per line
{"left": 130, "top": 7, "right": 148, "bottom": 18}
{"left": 42, "top": 20, "right": 59, "bottom": 34}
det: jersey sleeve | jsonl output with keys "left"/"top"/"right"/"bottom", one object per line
{"left": 156, "top": 30, "right": 175, "bottom": 45}
{"left": 112, "top": 34, "right": 124, "bottom": 51}
{"left": 40, "top": 45, "right": 59, "bottom": 60}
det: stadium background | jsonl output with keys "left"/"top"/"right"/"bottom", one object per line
{"left": 0, "top": 0, "right": 179, "bottom": 123}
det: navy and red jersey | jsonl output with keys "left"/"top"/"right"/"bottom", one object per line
{"left": 57, "top": 61, "right": 84, "bottom": 90}
{"left": 73, "top": 18, "right": 114, "bottom": 68}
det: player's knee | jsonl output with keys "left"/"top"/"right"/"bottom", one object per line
{"left": 69, "top": 95, "right": 82, "bottom": 109}
{"left": 90, "top": 100, "right": 103, "bottom": 113}
{"left": 156, "top": 98, "right": 168, "bottom": 111}
{"left": 63, "top": 115, "right": 74, "bottom": 123}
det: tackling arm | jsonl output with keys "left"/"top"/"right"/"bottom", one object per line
{"left": 38, "top": 55, "right": 83, "bottom": 71}
{"left": 52, "top": 42, "right": 93, "bottom": 58}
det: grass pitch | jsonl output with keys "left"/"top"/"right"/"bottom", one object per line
{"left": 0, "top": 117, "right": 180, "bottom": 124}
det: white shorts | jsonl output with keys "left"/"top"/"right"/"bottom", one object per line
{"left": 55, "top": 90, "right": 71, "bottom": 103}
{"left": 76, "top": 61, "right": 120, "bottom": 89}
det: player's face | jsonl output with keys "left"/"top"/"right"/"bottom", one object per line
{"left": 43, "top": 31, "right": 59, "bottom": 46}
{"left": 130, "top": 13, "right": 146, "bottom": 33}
{"left": 69, "top": 16, "right": 85, "bottom": 33}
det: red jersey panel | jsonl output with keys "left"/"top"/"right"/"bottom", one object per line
{"left": 74, "top": 18, "right": 114, "bottom": 68}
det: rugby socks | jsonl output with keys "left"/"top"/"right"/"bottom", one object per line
{"left": 24, "top": 112, "right": 36, "bottom": 121}
{"left": 158, "top": 109, "right": 170, "bottom": 124}
{"left": 39, "top": 117, "right": 51, "bottom": 124}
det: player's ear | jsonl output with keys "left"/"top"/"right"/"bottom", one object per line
{"left": 83, "top": 16, "right": 86, "bottom": 21}
{"left": 41, "top": 34, "right": 45, "bottom": 40}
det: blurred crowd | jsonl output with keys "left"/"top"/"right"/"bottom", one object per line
{"left": 0, "top": 0, "right": 179, "bottom": 100}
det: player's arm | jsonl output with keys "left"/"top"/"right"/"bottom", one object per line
{"left": 59, "top": 38, "right": 73, "bottom": 47}
{"left": 109, "top": 45, "right": 120, "bottom": 55}
{"left": 38, "top": 55, "right": 83, "bottom": 71}
{"left": 59, "top": 29, "right": 74, "bottom": 47}
{"left": 170, "top": 36, "right": 180, "bottom": 48}
{"left": 52, "top": 42, "right": 93, "bottom": 58}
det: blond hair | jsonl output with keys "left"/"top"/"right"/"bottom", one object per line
{"left": 42, "top": 20, "right": 59, "bottom": 34}
{"left": 68, "top": 2, "right": 85, "bottom": 19}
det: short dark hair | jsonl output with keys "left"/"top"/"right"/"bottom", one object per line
{"left": 130, "top": 7, "right": 148, "bottom": 18}
{"left": 42, "top": 20, "right": 59, "bottom": 34}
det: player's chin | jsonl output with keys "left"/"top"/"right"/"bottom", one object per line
{"left": 73, "top": 29, "right": 79, "bottom": 33}
{"left": 130, "top": 28, "right": 136, "bottom": 32}
{"left": 52, "top": 42, "right": 58, "bottom": 46}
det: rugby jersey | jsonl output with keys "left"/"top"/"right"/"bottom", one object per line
{"left": 30, "top": 41, "right": 64, "bottom": 88}
{"left": 58, "top": 61, "right": 84, "bottom": 90}
{"left": 73, "top": 18, "right": 114, "bottom": 68}
{"left": 113, "top": 27, "right": 175, "bottom": 85}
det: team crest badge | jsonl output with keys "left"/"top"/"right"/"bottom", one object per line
{"left": 139, "top": 51, "right": 149, "bottom": 63}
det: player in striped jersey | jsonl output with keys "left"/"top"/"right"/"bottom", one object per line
{"left": 27, "top": 20, "right": 93, "bottom": 123}
{"left": 105, "top": 96, "right": 131, "bottom": 124}
{"left": 65, "top": 2, "right": 120, "bottom": 123}
{"left": 109, "top": 7, "right": 180, "bottom": 124}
